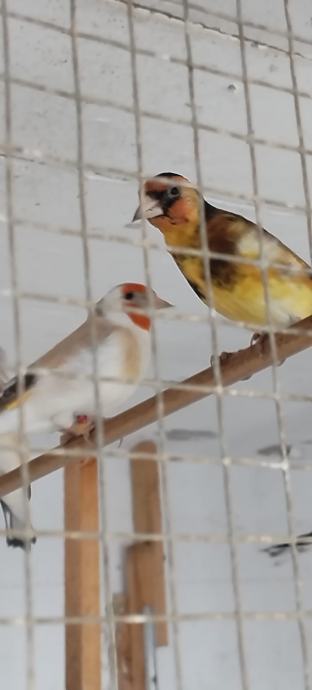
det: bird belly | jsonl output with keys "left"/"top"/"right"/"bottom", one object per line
{"left": 53, "top": 330, "right": 149, "bottom": 420}
{"left": 212, "top": 269, "right": 312, "bottom": 327}
{"left": 96, "top": 380, "right": 137, "bottom": 417}
{"left": 92, "top": 332, "right": 149, "bottom": 417}
{"left": 177, "top": 252, "right": 312, "bottom": 327}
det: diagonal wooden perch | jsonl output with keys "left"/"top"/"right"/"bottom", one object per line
{"left": 0, "top": 315, "right": 311, "bottom": 497}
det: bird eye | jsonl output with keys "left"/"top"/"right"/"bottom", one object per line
{"left": 124, "top": 291, "right": 134, "bottom": 301}
{"left": 167, "top": 186, "right": 180, "bottom": 199}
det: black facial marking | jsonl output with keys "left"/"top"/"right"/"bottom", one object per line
{"left": 149, "top": 173, "right": 183, "bottom": 214}
{"left": 147, "top": 190, "right": 164, "bottom": 202}
{"left": 162, "top": 186, "right": 181, "bottom": 213}
{"left": 167, "top": 186, "right": 180, "bottom": 200}
{"left": 147, "top": 185, "right": 181, "bottom": 215}
{"left": 155, "top": 172, "right": 180, "bottom": 180}
{"left": 124, "top": 291, "right": 134, "bottom": 301}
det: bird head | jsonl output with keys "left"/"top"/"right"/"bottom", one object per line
{"left": 131, "top": 173, "right": 201, "bottom": 247}
{"left": 96, "top": 283, "right": 172, "bottom": 330}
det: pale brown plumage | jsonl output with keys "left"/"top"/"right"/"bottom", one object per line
{"left": 0, "top": 283, "right": 171, "bottom": 549}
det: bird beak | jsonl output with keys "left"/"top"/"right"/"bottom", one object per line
{"left": 131, "top": 195, "right": 163, "bottom": 223}
{"left": 131, "top": 205, "right": 142, "bottom": 222}
{"left": 156, "top": 296, "right": 174, "bottom": 309}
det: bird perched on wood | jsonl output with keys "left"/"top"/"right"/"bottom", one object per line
{"left": 132, "top": 173, "right": 312, "bottom": 337}
{"left": 0, "top": 283, "right": 171, "bottom": 549}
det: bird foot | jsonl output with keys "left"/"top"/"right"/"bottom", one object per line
{"left": 250, "top": 331, "right": 285, "bottom": 367}
{"left": 250, "top": 331, "right": 268, "bottom": 355}
{"left": 61, "top": 414, "right": 94, "bottom": 446}
{"left": 245, "top": 333, "right": 268, "bottom": 379}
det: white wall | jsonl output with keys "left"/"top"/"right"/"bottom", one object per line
{"left": 1, "top": 1, "right": 312, "bottom": 688}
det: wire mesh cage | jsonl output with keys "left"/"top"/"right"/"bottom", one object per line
{"left": 1, "top": 1, "right": 312, "bottom": 689}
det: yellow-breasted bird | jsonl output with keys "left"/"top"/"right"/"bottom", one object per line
{"left": 132, "top": 173, "right": 312, "bottom": 333}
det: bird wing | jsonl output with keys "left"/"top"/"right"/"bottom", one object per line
{"left": 0, "top": 317, "right": 116, "bottom": 415}
{"left": 222, "top": 215, "right": 312, "bottom": 325}
{"left": 201, "top": 211, "right": 312, "bottom": 326}
{"left": 34, "top": 318, "right": 115, "bottom": 369}
{"left": 0, "top": 372, "right": 38, "bottom": 414}
{"left": 235, "top": 216, "right": 309, "bottom": 271}
{"left": 0, "top": 347, "right": 12, "bottom": 393}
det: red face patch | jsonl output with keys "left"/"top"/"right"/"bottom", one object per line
{"left": 121, "top": 284, "right": 151, "bottom": 330}
{"left": 121, "top": 282, "right": 146, "bottom": 296}
{"left": 127, "top": 312, "right": 151, "bottom": 331}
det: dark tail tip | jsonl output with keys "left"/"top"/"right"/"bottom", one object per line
{"left": 262, "top": 531, "right": 312, "bottom": 558}
{"left": 6, "top": 535, "right": 37, "bottom": 550}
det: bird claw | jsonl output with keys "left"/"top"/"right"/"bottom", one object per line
{"left": 250, "top": 331, "right": 268, "bottom": 355}
{"left": 250, "top": 331, "right": 285, "bottom": 367}
{"left": 61, "top": 414, "right": 94, "bottom": 446}
{"left": 209, "top": 329, "right": 286, "bottom": 381}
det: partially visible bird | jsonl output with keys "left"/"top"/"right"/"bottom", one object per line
{"left": 132, "top": 173, "right": 312, "bottom": 333}
{"left": 0, "top": 283, "right": 171, "bottom": 549}
{"left": 0, "top": 347, "right": 12, "bottom": 393}
{"left": 263, "top": 531, "right": 312, "bottom": 558}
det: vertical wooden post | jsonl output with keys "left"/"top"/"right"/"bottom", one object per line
{"left": 113, "top": 593, "right": 133, "bottom": 690}
{"left": 64, "top": 458, "right": 101, "bottom": 690}
{"left": 129, "top": 440, "right": 168, "bottom": 647}
{"left": 115, "top": 441, "right": 168, "bottom": 690}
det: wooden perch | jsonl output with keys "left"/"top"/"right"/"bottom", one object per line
{"left": 0, "top": 315, "right": 311, "bottom": 496}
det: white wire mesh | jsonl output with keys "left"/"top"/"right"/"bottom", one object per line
{"left": 0, "top": 0, "right": 312, "bottom": 689}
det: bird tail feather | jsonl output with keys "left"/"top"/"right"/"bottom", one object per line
{"left": 0, "top": 433, "right": 36, "bottom": 550}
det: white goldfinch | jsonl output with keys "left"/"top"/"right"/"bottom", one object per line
{"left": 0, "top": 283, "right": 171, "bottom": 549}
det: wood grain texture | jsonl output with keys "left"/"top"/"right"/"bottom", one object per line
{"left": 130, "top": 440, "right": 167, "bottom": 646}
{"left": 113, "top": 593, "right": 133, "bottom": 690}
{"left": 113, "top": 441, "right": 168, "bottom": 690}
{"left": 64, "top": 458, "right": 101, "bottom": 690}
{"left": 0, "top": 315, "right": 312, "bottom": 495}
{"left": 125, "top": 546, "right": 146, "bottom": 690}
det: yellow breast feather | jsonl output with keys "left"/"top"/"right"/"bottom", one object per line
{"left": 178, "top": 254, "right": 312, "bottom": 327}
